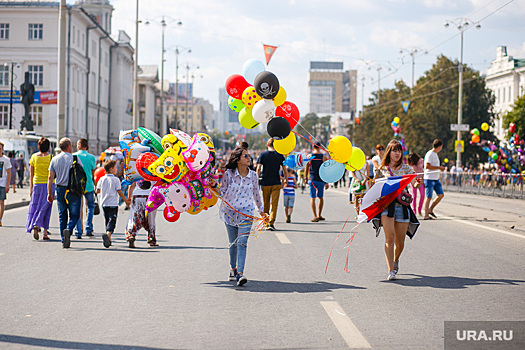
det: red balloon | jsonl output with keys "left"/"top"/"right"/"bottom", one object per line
{"left": 509, "top": 123, "right": 516, "bottom": 134}
{"left": 136, "top": 152, "right": 160, "bottom": 182}
{"left": 225, "top": 74, "right": 250, "bottom": 100}
{"left": 94, "top": 167, "right": 105, "bottom": 184}
{"left": 164, "top": 206, "right": 181, "bottom": 222}
{"left": 275, "top": 101, "right": 300, "bottom": 129}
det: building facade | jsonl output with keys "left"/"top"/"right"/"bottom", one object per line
{"left": 308, "top": 61, "right": 357, "bottom": 117}
{"left": 484, "top": 46, "right": 525, "bottom": 141}
{"left": 0, "top": 0, "right": 134, "bottom": 152}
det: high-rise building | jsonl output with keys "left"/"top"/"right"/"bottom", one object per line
{"left": 308, "top": 61, "right": 357, "bottom": 117}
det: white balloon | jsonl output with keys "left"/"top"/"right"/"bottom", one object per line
{"left": 242, "top": 58, "right": 266, "bottom": 85}
{"left": 252, "top": 99, "right": 276, "bottom": 124}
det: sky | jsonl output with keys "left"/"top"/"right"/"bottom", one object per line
{"left": 108, "top": 0, "right": 525, "bottom": 117}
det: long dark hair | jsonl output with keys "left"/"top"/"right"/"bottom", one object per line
{"left": 407, "top": 152, "right": 421, "bottom": 166}
{"left": 225, "top": 147, "right": 244, "bottom": 170}
{"left": 380, "top": 140, "right": 403, "bottom": 169}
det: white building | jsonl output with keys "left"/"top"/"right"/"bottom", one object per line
{"left": 484, "top": 46, "right": 525, "bottom": 141}
{"left": 0, "top": 0, "right": 134, "bottom": 153}
{"left": 137, "top": 65, "right": 160, "bottom": 133}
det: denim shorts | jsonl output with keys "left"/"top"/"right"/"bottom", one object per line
{"left": 309, "top": 180, "right": 325, "bottom": 198}
{"left": 283, "top": 195, "right": 295, "bottom": 207}
{"left": 424, "top": 179, "right": 444, "bottom": 198}
{"left": 381, "top": 205, "right": 410, "bottom": 223}
{"left": 0, "top": 186, "right": 6, "bottom": 200}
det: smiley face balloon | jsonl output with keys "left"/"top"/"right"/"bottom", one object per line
{"left": 148, "top": 143, "right": 189, "bottom": 183}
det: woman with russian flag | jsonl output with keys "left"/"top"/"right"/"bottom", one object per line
{"left": 374, "top": 140, "right": 422, "bottom": 281}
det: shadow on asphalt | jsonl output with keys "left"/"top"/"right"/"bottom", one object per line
{"left": 383, "top": 273, "right": 525, "bottom": 289}
{"left": 0, "top": 334, "right": 173, "bottom": 350}
{"left": 204, "top": 280, "right": 366, "bottom": 293}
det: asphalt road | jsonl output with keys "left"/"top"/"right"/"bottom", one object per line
{"left": 0, "top": 188, "right": 524, "bottom": 349}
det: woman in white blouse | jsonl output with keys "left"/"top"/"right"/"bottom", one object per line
{"left": 220, "top": 147, "right": 264, "bottom": 286}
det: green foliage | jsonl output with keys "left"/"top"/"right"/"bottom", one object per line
{"left": 353, "top": 55, "right": 496, "bottom": 166}
{"left": 298, "top": 113, "right": 332, "bottom": 148}
{"left": 502, "top": 94, "right": 525, "bottom": 139}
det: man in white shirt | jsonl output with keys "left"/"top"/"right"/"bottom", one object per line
{"left": 0, "top": 141, "right": 12, "bottom": 227}
{"left": 423, "top": 139, "right": 446, "bottom": 220}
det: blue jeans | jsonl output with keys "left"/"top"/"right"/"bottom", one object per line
{"left": 424, "top": 179, "right": 444, "bottom": 198}
{"left": 75, "top": 191, "right": 95, "bottom": 236}
{"left": 225, "top": 222, "right": 251, "bottom": 274}
{"left": 56, "top": 186, "right": 81, "bottom": 242}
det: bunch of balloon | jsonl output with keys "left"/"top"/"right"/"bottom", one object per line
{"left": 391, "top": 117, "right": 408, "bottom": 156}
{"left": 118, "top": 127, "right": 219, "bottom": 223}
{"left": 224, "top": 58, "right": 300, "bottom": 155}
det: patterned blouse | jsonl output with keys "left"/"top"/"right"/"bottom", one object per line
{"left": 375, "top": 163, "right": 415, "bottom": 179}
{"left": 219, "top": 168, "right": 263, "bottom": 227}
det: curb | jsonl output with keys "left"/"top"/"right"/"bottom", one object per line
{"left": 6, "top": 201, "right": 30, "bottom": 210}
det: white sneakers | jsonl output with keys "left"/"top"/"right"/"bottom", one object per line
{"left": 387, "top": 271, "right": 397, "bottom": 280}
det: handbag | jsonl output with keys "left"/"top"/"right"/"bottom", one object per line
{"left": 387, "top": 166, "right": 412, "bottom": 206}
{"left": 94, "top": 193, "right": 100, "bottom": 215}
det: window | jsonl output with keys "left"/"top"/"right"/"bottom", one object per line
{"left": 28, "top": 65, "right": 44, "bottom": 86}
{"left": 0, "top": 105, "right": 8, "bottom": 127}
{"left": 92, "top": 40, "right": 96, "bottom": 57}
{"left": 0, "top": 65, "right": 8, "bottom": 86}
{"left": 30, "top": 106, "right": 43, "bottom": 126}
{"left": 72, "top": 26, "right": 75, "bottom": 44}
{"left": 0, "top": 23, "right": 9, "bottom": 40}
{"left": 28, "top": 23, "right": 43, "bottom": 40}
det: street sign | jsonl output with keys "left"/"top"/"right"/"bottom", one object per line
{"left": 455, "top": 140, "right": 464, "bottom": 153}
{"left": 450, "top": 124, "right": 470, "bottom": 132}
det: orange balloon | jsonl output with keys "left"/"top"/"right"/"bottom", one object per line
{"left": 94, "top": 167, "right": 105, "bottom": 184}
{"left": 471, "top": 134, "right": 480, "bottom": 143}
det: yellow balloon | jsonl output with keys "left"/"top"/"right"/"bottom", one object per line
{"left": 444, "top": 158, "right": 449, "bottom": 163}
{"left": 328, "top": 136, "right": 353, "bottom": 163}
{"left": 238, "top": 107, "right": 260, "bottom": 129}
{"left": 274, "top": 133, "right": 296, "bottom": 155}
{"left": 273, "top": 86, "right": 287, "bottom": 107}
{"left": 241, "top": 86, "right": 262, "bottom": 110}
{"left": 393, "top": 117, "right": 400, "bottom": 124}
{"left": 481, "top": 122, "right": 489, "bottom": 131}
{"left": 345, "top": 147, "right": 365, "bottom": 171}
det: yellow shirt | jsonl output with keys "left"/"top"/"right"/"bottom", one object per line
{"left": 30, "top": 153, "right": 52, "bottom": 184}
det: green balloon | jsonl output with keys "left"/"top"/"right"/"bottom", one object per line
{"left": 228, "top": 96, "right": 245, "bottom": 113}
{"left": 239, "top": 107, "right": 260, "bottom": 129}
{"left": 491, "top": 153, "right": 498, "bottom": 161}
{"left": 472, "top": 128, "right": 480, "bottom": 136}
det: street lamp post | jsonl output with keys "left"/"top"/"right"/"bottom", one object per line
{"left": 133, "top": 0, "right": 139, "bottom": 129}
{"left": 173, "top": 46, "right": 190, "bottom": 129}
{"left": 445, "top": 18, "right": 481, "bottom": 168}
{"left": 399, "top": 47, "right": 427, "bottom": 89}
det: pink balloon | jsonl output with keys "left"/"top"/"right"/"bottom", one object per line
{"left": 275, "top": 101, "right": 300, "bottom": 129}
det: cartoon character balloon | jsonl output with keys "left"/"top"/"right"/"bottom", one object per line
{"left": 169, "top": 128, "right": 192, "bottom": 147}
{"left": 182, "top": 135, "right": 211, "bottom": 172}
{"left": 120, "top": 140, "right": 150, "bottom": 185}
{"left": 160, "top": 182, "right": 192, "bottom": 214}
{"left": 148, "top": 143, "right": 189, "bottom": 183}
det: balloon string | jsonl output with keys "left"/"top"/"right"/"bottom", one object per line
{"left": 325, "top": 213, "right": 354, "bottom": 274}
{"left": 344, "top": 225, "right": 358, "bottom": 273}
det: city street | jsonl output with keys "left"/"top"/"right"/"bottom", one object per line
{"left": 0, "top": 188, "right": 524, "bottom": 349}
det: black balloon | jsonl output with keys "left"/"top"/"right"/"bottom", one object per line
{"left": 267, "top": 117, "right": 291, "bottom": 140}
{"left": 254, "top": 71, "right": 280, "bottom": 99}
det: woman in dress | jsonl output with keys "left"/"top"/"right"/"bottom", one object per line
{"left": 26, "top": 138, "right": 54, "bottom": 240}
{"left": 375, "top": 140, "right": 422, "bottom": 281}
{"left": 219, "top": 147, "right": 265, "bottom": 286}
{"left": 407, "top": 153, "right": 425, "bottom": 215}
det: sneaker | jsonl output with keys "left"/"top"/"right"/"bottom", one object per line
{"left": 393, "top": 261, "right": 399, "bottom": 275}
{"left": 229, "top": 268, "right": 237, "bottom": 281}
{"left": 236, "top": 273, "right": 248, "bottom": 286}
{"left": 269, "top": 224, "right": 276, "bottom": 231}
{"left": 86, "top": 232, "right": 94, "bottom": 237}
{"left": 128, "top": 237, "right": 135, "bottom": 248}
{"left": 286, "top": 215, "right": 291, "bottom": 223}
{"left": 102, "top": 233, "right": 111, "bottom": 248}
{"left": 387, "top": 271, "right": 397, "bottom": 280}
{"left": 62, "top": 229, "right": 71, "bottom": 249}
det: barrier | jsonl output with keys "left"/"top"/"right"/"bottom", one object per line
{"left": 438, "top": 171, "right": 524, "bottom": 199}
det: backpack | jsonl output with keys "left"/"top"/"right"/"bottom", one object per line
{"left": 68, "top": 155, "right": 87, "bottom": 196}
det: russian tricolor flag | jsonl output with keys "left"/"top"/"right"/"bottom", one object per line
{"left": 357, "top": 174, "right": 416, "bottom": 223}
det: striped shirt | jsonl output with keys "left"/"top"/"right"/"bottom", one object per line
{"left": 283, "top": 175, "right": 296, "bottom": 196}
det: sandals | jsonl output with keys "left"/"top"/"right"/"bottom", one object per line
{"left": 311, "top": 217, "right": 320, "bottom": 222}
{"left": 423, "top": 217, "right": 434, "bottom": 220}
{"left": 429, "top": 212, "right": 437, "bottom": 219}
{"left": 33, "top": 227, "right": 39, "bottom": 240}
{"left": 318, "top": 216, "right": 326, "bottom": 221}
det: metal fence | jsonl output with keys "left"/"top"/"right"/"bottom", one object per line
{"left": 439, "top": 171, "right": 525, "bottom": 199}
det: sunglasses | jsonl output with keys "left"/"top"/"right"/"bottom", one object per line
{"left": 377, "top": 148, "right": 384, "bottom": 151}
{"left": 243, "top": 154, "right": 250, "bottom": 158}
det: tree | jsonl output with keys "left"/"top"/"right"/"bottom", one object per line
{"left": 502, "top": 93, "right": 525, "bottom": 139}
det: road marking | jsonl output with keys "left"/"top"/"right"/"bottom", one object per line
{"left": 320, "top": 301, "right": 371, "bottom": 349}
{"left": 0, "top": 253, "right": 4, "bottom": 256}
{"left": 439, "top": 214, "right": 525, "bottom": 240}
{"left": 275, "top": 232, "right": 291, "bottom": 244}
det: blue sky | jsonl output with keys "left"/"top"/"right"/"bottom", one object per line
{"left": 110, "top": 0, "right": 525, "bottom": 117}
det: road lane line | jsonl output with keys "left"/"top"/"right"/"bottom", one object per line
{"left": 439, "top": 214, "right": 525, "bottom": 240}
{"left": 0, "top": 253, "right": 4, "bottom": 256}
{"left": 275, "top": 232, "right": 291, "bottom": 244}
{"left": 320, "top": 301, "right": 371, "bottom": 349}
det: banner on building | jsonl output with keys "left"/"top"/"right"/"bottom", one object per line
{"left": 262, "top": 44, "right": 278, "bottom": 65}
{"left": 0, "top": 90, "right": 57, "bottom": 104}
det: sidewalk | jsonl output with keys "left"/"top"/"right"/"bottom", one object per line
{"left": 4, "top": 185, "right": 31, "bottom": 210}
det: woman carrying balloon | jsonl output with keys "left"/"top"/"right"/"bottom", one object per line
{"left": 219, "top": 147, "right": 265, "bottom": 286}
{"left": 374, "top": 140, "right": 422, "bottom": 281}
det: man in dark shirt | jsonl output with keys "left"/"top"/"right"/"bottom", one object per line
{"left": 256, "top": 139, "right": 287, "bottom": 231}
{"left": 304, "top": 142, "right": 329, "bottom": 222}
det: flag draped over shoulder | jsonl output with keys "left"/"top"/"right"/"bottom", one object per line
{"left": 357, "top": 174, "right": 416, "bottom": 223}
{"left": 263, "top": 44, "right": 278, "bottom": 65}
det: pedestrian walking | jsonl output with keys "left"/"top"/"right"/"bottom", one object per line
{"left": 0, "top": 141, "right": 12, "bottom": 227}
{"left": 283, "top": 167, "right": 297, "bottom": 223}
{"left": 423, "top": 139, "right": 446, "bottom": 220}
{"left": 407, "top": 153, "right": 425, "bottom": 216}
{"left": 96, "top": 160, "right": 130, "bottom": 248}
{"left": 240, "top": 141, "right": 256, "bottom": 171}
{"left": 125, "top": 180, "right": 158, "bottom": 248}
{"left": 26, "top": 138, "right": 54, "bottom": 240}
{"left": 256, "top": 138, "right": 287, "bottom": 231}
{"left": 47, "top": 137, "right": 82, "bottom": 248}
{"left": 304, "top": 141, "right": 328, "bottom": 222}
{"left": 15, "top": 153, "right": 27, "bottom": 188}
{"left": 8, "top": 151, "right": 17, "bottom": 193}
{"left": 375, "top": 140, "right": 422, "bottom": 281}
{"left": 73, "top": 138, "right": 97, "bottom": 238}
{"left": 220, "top": 147, "right": 265, "bottom": 286}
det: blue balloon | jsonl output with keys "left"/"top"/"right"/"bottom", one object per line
{"left": 392, "top": 121, "right": 398, "bottom": 127}
{"left": 319, "top": 159, "right": 345, "bottom": 183}
{"left": 242, "top": 58, "right": 266, "bottom": 85}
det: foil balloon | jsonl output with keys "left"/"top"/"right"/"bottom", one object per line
{"left": 283, "top": 152, "right": 313, "bottom": 170}
{"left": 145, "top": 183, "right": 167, "bottom": 215}
{"left": 121, "top": 140, "right": 150, "bottom": 185}
{"left": 182, "top": 135, "right": 211, "bottom": 172}
{"left": 169, "top": 128, "right": 192, "bottom": 147}
{"left": 148, "top": 143, "right": 189, "bottom": 183}
{"left": 161, "top": 134, "right": 187, "bottom": 152}
{"left": 136, "top": 152, "right": 161, "bottom": 182}
{"left": 137, "top": 127, "right": 164, "bottom": 154}
{"left": 159, "top": 182, "right": 192, "bottom": 214}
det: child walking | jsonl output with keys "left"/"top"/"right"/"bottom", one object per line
{"left": 283, "top": 167, "right": 297, "bottom": 223}
{"left": 125, "top": 180, "right": 158, "bottom": 248}
{"left": 96, "top": 160, "right": 130, "bottom": 248}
